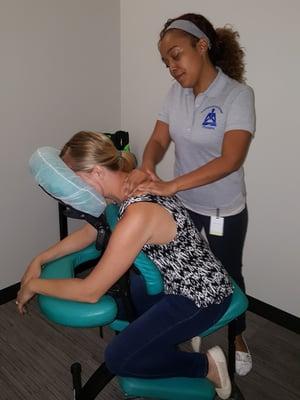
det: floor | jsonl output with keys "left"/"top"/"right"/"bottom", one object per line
{"left": 0, "top": 298, "right": 299, "bottom": 400}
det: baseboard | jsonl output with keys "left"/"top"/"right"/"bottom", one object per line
{"left": 0, "top": 282, "right": 20, "bottom": 305}
{"left": 1, "top": 282, "right": 299, "bottom": 334}
{"left": 247, "top": 295, "right": 299, "bottom": 334}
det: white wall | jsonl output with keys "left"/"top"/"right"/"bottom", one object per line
{"left": 0, "top": 0, "right": 120, "bottom": 289}
{"left": 121, "top": 0, "right": 300, "bottom": 316}
{"left": 1, "top": 0, "right": 298, "bottom": 318}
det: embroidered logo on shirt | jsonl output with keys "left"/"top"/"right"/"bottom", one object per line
{"left": 201, "top": 106, "right": 223, "bottom": 129}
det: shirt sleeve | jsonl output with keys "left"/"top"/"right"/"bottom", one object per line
{"left": 225, "top": 86, "right": 256, "bottom": 136}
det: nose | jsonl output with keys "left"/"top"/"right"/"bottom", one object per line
{"left": 168, "top": 61, "right": 177, "bottom": 74}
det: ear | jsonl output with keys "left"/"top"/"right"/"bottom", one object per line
{"left": 91, "top": 165, "right": 105, "bottom": 179}
{"left": 196, "top": 38, "right": 209, "bottom": 54}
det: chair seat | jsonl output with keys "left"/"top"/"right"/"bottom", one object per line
{"left": 201, "top": 280, "right": 248, "bottom": 337}
{"left": 118, "top": 376, "right": 215, "bottom": 400}
{"left": 111, "top": 281, "right": 248, "bottom": 336}
{"left": 117, "top": 283, "right": 248, "bottom": 400}
{"left": 38, "top": 244, "right": 118, "bottom": 328}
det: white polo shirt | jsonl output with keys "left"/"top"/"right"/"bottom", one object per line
{"left": 158, "top": 68, "right": 256, "bottom": 217}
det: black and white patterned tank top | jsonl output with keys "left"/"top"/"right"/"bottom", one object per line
{"left": 119, "top": 194, "right": 233, "bottom": 308}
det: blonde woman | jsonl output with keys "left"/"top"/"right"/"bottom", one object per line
{"left": 18, "top": 131, "right": 233, "bottom": 399}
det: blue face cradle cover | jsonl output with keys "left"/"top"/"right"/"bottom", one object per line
{"left": 29, "top": 147, "right": 106, "bottom": 217}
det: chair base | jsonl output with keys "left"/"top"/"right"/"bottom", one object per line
{"left": 118, "top": 376, "right": 215, "bottom": 400}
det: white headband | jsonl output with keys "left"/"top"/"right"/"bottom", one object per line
{"left": 166, "top": 19, "right": 211, "bottom": 49}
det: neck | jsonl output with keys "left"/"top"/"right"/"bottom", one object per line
{"left": 193, "top": 62, "right": 218, "bottom": 96}
{"left": 103, "top": 170, "right": 128, "bottom": 203}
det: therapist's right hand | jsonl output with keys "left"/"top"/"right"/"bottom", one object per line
{"left": 124, "top": 168, "right": 160, "bottom": 197}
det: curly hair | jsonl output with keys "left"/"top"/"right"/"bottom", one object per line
{"left": 160, "top": 13, "right": 246, "bottom": 83}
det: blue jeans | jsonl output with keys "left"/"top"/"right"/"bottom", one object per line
{"left": 188, "top": 207, "right": 248, "bottom": 335}
{"left": 105, "top": 273, "right": 231, "bottom": 378}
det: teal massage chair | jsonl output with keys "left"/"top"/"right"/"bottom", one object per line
{"left": 29, "top": 147, "right": 248, "bottom": 400}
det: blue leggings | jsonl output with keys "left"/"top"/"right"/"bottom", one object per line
{"left": 105, "top": 273, "right": 231, "bottom": 378}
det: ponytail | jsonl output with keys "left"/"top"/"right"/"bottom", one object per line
{"left": 118, "top": 150, "right": 137, "bottom": 173}
{"left": 60, "top": 131, "right": 137, "bottom": 173}
{"left": 210, "top": 26, "right": 245, "bottom": 83}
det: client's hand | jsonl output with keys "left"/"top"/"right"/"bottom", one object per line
{"left": 21, "top": 257, "right": 42, "bottom": 288}
{"left": 16, "top": 281, "right": 36, "bottom": 315}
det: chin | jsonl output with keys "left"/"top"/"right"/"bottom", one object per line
{"left": 176, "top": 77, "right": 191, "bottom": 88}
{"left": 179, "top": 82, "right": 192, "bottom": 89}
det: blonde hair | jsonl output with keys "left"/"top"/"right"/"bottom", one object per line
{"left": 60, "top": 131, "right": 136, "bottom": 173}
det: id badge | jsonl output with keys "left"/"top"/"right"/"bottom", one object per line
{"left": 209, "top": 216, "right": 224, "bottom": 236}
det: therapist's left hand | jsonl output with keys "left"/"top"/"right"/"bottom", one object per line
{"left": 16, "top": 281, "right": 35, "bottom": 315}
{"left": 134, "top": 180, "right": 178, "bottom": 197}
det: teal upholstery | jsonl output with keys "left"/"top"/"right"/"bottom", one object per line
{"left": 109, "top": 319, "right": 129, "bottom": 332}
{"left": 109, "top": 281, "right": 248, "bottom": 337}
{"left": 105, "top": 204, "right": 164, "bottom": 332}
{"left": 201, "top": 280, "right": 248, "bottom": 337}
{"left": 105, "top": 204, "right": 164, "bottom": 295}
{"left": 117, "top": 284, "right": 248, "bottom": 400}
{"left": 38, "top": 204, "right": 248, "bottom": 400}
{"left": 118, "top": 376, "right": 215, "bottom": 400}
{"left": 39, "top": 244, "right": 118, "bottom": 328}
{"left": 38, "top": 204, "right": 164, "bottom": 330}
{"left": 32, "top": 143, "right": 248, "bottom": 399}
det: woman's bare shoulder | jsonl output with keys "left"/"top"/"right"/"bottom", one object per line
{"left": 121, "top": 200, "right": 176, "bottom": 245}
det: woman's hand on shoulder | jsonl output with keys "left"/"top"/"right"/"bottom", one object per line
{"left": 134, "top": 179, "right": 178, "bottom": 197}
{"left": 124, "top": 168, "right": 160, "bottom": 197}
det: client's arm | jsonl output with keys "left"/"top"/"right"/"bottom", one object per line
{"left": 21, "top": 223, "right": 97, "bottom": 287}
{"left": 17, "top": 202, "right": 176, "bottom": 314}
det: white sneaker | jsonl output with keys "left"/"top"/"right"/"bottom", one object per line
{"left": 191, "top": 336, "right": 202, "bottom": 352}
{"left": 235, "top": 338, "right": 252, "bottom": 376}
{"left": 207, "top": 346, "right": 232, "bottom": 400}
{"left": 192, "top": 335, "right": 252, "bottom": 376}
